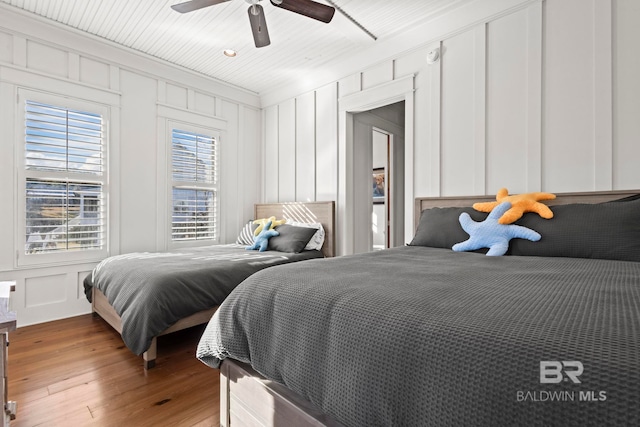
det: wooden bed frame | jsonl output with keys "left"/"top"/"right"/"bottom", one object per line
{"left": 219, "top": 189, "right": 639, "bottom": 427}
{"left": 91, "top": 201, "right": 335, "bottom": 369}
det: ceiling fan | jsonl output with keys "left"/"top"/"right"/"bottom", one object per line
{"left": 171, "top": 0, "right": 336, "bottom": 48}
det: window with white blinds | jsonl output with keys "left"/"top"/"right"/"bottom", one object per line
{"left": 23, "top": 100, "right": 106, "bottom": 255}
{"left": 171, "top": 129, "right": 217, "bottom": 242}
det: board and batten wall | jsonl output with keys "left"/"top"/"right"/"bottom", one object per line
{"left": 260, "top": 0, "right": 640, "bottom": 255}
{"left": 0, "top": 6, "right": 261, "bottom": 326}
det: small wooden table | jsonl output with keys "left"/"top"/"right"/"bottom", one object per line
{"left": 0, "top": 282, "right": 17, "bottom": 426}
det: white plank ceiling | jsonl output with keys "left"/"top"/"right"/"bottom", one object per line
{"left": 1, "top": 0, "right": 474, "bottom": 95}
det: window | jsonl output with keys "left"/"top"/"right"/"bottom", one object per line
{"left": 23, "top": 100, "right": 106, "bottom": 256}
{"left": 171, "top": 129, "right": 217, "bottom": 242}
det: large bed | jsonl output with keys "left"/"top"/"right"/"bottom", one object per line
{"left": 84, "top": 201, "right": 335, "bottom": 368}
{"left": 196, "top": 190, "right": 640, "bottom": 426}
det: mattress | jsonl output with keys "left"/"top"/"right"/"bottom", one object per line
{"left": 84, "top": 244, "right": 322, "bottom": 354}
{"left": 197, "top": 246, "right": 640, "bottom": 426}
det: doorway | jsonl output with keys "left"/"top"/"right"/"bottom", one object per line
{"left": 352, "top": 101, "right": 405, "bottom": 253}
{"left": 337, "top": 74, "right": 415, "bottom": 256}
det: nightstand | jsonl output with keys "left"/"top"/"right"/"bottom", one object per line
{"left": 0, "top": 282, "right": 16, "bottom": 427}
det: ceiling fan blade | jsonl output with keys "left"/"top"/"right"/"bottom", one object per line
{"left": 171, "top": 0, "right": 231, "bottom": 14}
{"left": 270, "top": 0, "right": 335, "bottom": 23}
{"left": 248, "top": 4, "right": 271, "bottom": 48}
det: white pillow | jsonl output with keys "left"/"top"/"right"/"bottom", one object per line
{"left": 285, "top": 220, "right": 325, "bottom": 251}
{"left": 236, "top": 221, "right": 257, "bottom": 245}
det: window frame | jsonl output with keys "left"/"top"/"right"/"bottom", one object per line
{"left": 16, "top": 90, "right": 110, "bottom": 268}
{"left": 167, "top": 121, "right": 220, "bottom": 249}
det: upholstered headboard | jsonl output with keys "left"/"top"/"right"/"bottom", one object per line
{"left": 414, "top": 190, "right": 640, "bottom": 230}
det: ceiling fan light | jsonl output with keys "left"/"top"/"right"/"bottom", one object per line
{"left": 248, "top": 4, "right": 270, "bottom": 47}
{"left": 271, "top": 0, "right": 283, "bottom": 4}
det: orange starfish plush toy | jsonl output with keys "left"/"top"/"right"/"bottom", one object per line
{"left": 473, "top": 188, "right": 556, "bottom": 224}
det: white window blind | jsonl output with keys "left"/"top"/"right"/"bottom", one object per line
{"left": 24, "top": 100, "right": 106, "bottom": 254}
{"left": 26, "top": 101, "right": 103, "bottom": 174}
{"left": 171, "top": 129, "right": 217, "bottom": 241}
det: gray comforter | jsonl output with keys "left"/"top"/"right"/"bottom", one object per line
{"left": 84, "top": 244, "right": 322, "bottom": 355}
{"left": 197, "top": 246, "right": 640, "bottom": 426}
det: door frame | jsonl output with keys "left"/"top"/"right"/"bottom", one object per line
{"left": 337, "top": 75, "right": 415, "bottom": 255}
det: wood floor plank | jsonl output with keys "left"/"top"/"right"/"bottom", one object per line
{"left": 7, "top": 314, "right": 220, "bottom": 427}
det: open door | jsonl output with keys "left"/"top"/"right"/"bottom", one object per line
{"left": 352, "top": 102, "right": 405, "bottom": 253}
{"left": 372, "top": 129, "right": 389, "bottom": 250}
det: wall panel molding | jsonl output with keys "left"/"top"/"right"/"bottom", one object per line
{"left": 315, "top": 83, "right": 338, "bottom": 204}
{"left": 593, "top": 0, "right": 613, "bottom": 190}
{"left": 1, "top": 64, "right": 121, "bottom": 103}
{"left": 295, "top": 92, "right": 316, "bottom": 201}
{"left": 0, "top": 6, "right": 259, "bottom": 108}
{"left": 264, "top": 105, "right": 279, "bottom": 203}
{"left": 526, "top": 1, "right": 543, "bottom": 191}
{"left": 473, "top": 25, "right": 487, "bottom": 194}
{"left": 277, "top": 99, "right": 297, "bottom": 202}
{"left": 426, "top": 42, "right": 442, "bottom": 196}
{"left": 261, "top": 0, "right": 541, "bottom": 107}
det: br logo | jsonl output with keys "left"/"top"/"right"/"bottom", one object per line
{"left": 540, "top": 361, "right": 583, "bottom": 384}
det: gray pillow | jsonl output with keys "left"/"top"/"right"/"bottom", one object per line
{"left": 511, "top": 197, "right": 640, "bottom": 261}
{"left": 268, "top": 224, "right": 317, "bottom": 253}
{"left": 603, "top": 193, "right": 640, "bottom": 203}
{"left": 409, "top": 207, "right": 488, "bottom": 249}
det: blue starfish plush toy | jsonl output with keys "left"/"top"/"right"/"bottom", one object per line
{"left": 246, "top": 219, "right": 279, "bottom": 252}
{"left": 452, "top": 201, "right": 541, "bottom": 256}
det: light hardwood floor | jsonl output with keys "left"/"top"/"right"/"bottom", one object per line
{"left": 7, "top": 314, "right": 219, "bottom": 426}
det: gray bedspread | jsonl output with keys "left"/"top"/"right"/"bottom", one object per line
{"left": 84, "top": 244, "right": 322, "bottom": 355}
{"left": 197, "top": 246, "right": 640, "bottom": 426}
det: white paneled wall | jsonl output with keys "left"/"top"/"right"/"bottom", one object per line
{"left": 262, "top": 0, "right": 640, "bottom": 255}
{"left": 264, "top": 105, "right": 279, "bottom": 202}
{"left": 614, "top": 0, "right": 640, "bottom": 189}
{"left": 0, "top": 9, "right": 261, "bottom": 326}
{"left": 440, "top": 28, "right": 480, "bottom": 196}
{"left": 315, "top": 83, "right": 339, "bottom": 203}
{"left": 119, "top": 69, "right": 159, "bottom": 254}
{"left": 486, "top": 4, "right": 543, "bottom": 193}
{"left": 278, "top": 99, "right": 296, "bottom": 202}
{"left": 237, "top": 102, "right": 262, "bottom": 223}
{"left": 295, "top": 92, "right": 316, "bottom": 202}
{"left": 362, "top": 62, "right": 394, "bottom": 91}
{"left": 263, "top": 82, "right": 339, "bottom": 205}
{"left": 3, "top": 0, "right": 639, "bottom": 323}
{"left": 544, "top": 0, "right": 599, "bottom": 191}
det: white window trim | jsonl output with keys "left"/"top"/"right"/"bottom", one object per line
{"left": 166, "top": 120, "right": 221, "bottom": 250}
{"left": 15, "top": 89, "right": 110, "bottom": 268}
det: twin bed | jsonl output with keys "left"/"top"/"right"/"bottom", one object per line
{"left": 84, "top": 201, "right": 335, "bottom": 368}
{"left": 196, "top": 190, "right": 640, "bottom": 426}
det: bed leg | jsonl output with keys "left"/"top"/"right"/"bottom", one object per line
{"left": 220, "top": 362, "right": 230, "bottom": 427}
{"left": 143, "top": 337, "right": 157, "bottom": 369}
